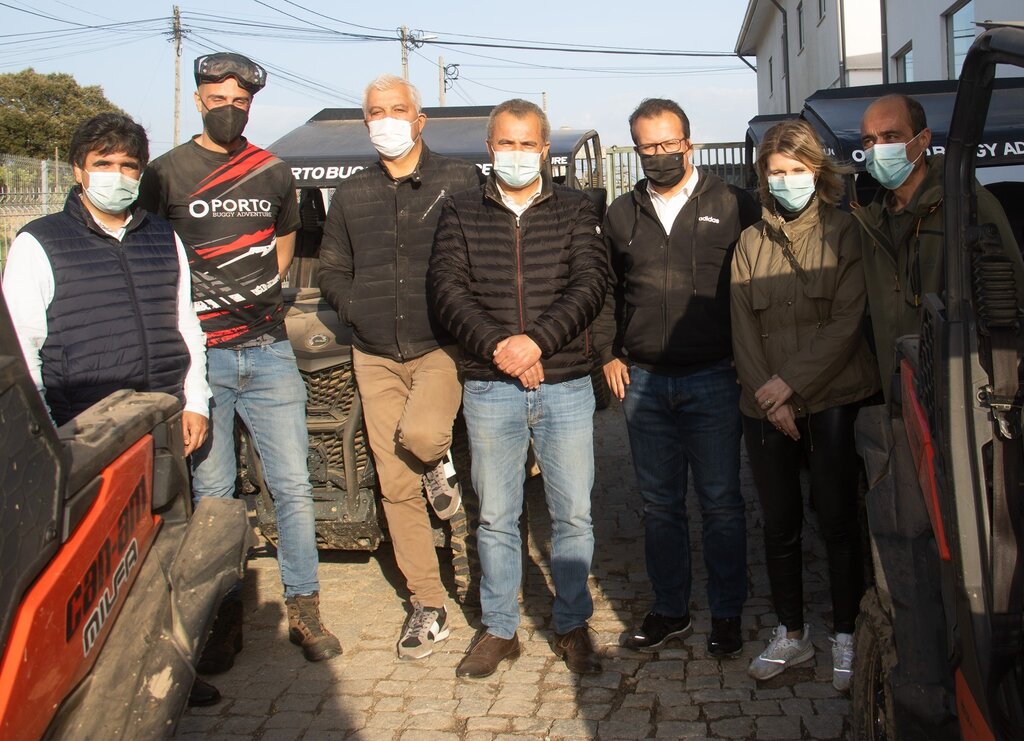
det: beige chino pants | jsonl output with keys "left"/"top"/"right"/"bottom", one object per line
{"left": 352, "top": 346, "right": 462, "bottom": 607}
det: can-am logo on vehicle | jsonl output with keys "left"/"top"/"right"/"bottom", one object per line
{"left": 66, "top": 478, "right": 146, "bottom": 656}
{"left": 307, "top": 333, "right": 330, "bottom": 348}
{"left": 189, "top": 198, "right": 273, "bottom": 218}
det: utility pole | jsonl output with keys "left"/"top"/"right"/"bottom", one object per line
{"left": 172, "top": 5, "right": 182, "bottom": 147}
{"left": 400, "top": 25, "right": 409, "bottom": 80}
{"left": 438, "top": 55, "right": 445, "bottom": 106}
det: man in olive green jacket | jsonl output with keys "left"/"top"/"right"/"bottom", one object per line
{"left": 853, "top": 93, "right": 1024, "bottom": 397}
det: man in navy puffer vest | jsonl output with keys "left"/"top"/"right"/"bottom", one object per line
{"left": 3, "top": 113, "right": 210, "bottom": 445}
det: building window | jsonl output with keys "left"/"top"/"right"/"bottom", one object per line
{"left": 895, "top": 45, "right": 914, "bottom": 82}
{"left": 946, "top": 0, "right": 975, "bottom": 79}
{"left": 797, "top": 2, "right": 805, "bottom": 51}
{"left": 818, "top": 0, "right": 826, "bottom": 21}
{"left": 769, "top": 56, "right": 774, "bottom": 96}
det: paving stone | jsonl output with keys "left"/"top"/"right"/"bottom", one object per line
{"left": 263, "top": 711, "right": 313, "bottom": 730}
{"left": 488, "top": 698, "right": 538, "bottom": 717}
{"left": 740, "top": 698, "right": 782, "bottom": 715}
{"left": 691, "top": 688, "right": 750, "bottom": 703}
{"left": 702, "top": 702, "right": 741, "bottom": 720}
{"left": 535, "top": 701, "right": 578, "bottom": 719}
{"left": 510, "top": 716, "right": 553, "bottom": 734}
{"left": 273, "top": 692, "right": 322, "bottom": 712}
{"left": 802, "top": 712, "right": 846, "bottom": 739}
{"left": 596, "top": 719, "right": 655, "bottom": 739}
{"left": 466, "top": 715, "right": 511, "bottom": 733}
{"left": 219, "top": 715, "right": 267, "bottom": 734}
{"left": 549, "top": 718, "right": 599, "bottom": 738}
{"left": 780, "top": 697, "right": 814, "bottom": 716}
{"left": 756, "top": 715, "right": 803, "bottom": 739}
{"left": 794, "top": 680, "right": 841, "bottom": 698}
{"left": 306, "top": 709, "right": 367, "bottom": 731}
{"left": 403, "top": 711, "right": 459, "bottom": 731}
{"left": 398, "top": 731, "right": 462, "bottom": 741}
{"left": 655, "top": 721, "right": 709, "bottom": 738}
{"left": 708, "top": 716, "right": 755, "bottom": 738}
{"left": 374, "top": 696, "right": 406, "bottom": 712}
{"left": 258, "top": 728, "right": 305, "bottom": 741}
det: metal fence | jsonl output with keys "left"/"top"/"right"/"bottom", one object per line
{"left": 1, "top": 154, "right": 75, "bottom": 268}
{"left": 604, "top": 141, "right": 746, "bottom": 200}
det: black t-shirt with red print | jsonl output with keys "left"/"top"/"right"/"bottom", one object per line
{"left": 139, "top": 137, "right": 300, "bottom": 348}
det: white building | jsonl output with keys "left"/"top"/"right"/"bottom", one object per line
{"left": 735, "top": 0, "right": 883, "bottom": 115}
{"left": 885, "top": 0, "right": 1024, "bottom": 82}
{"left": 735, "top": 0, "right": 1024, "bottom": 115}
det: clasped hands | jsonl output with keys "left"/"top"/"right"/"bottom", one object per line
{"left": 493, "top": 334, "right": 544, "bottom": 389}
{"left": 754, "top": 375, "right": 800, "bottom": 440}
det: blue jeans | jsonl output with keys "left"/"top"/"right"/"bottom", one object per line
{"left": 191, "top": 340, "right": 319, "bottom": 598}
{"left": 621, "top": 360, "right": 746, "bottom": 618}
{"left": 463, "top": 377, "right": 596, "bottom": 639}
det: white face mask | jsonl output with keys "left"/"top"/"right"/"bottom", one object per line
{"left": 492, "top": 150, "right": 542, "bottom": 188}
{"left": 767, "top": 173, "right": 816, "bottom": 212}
{"left": 367, "top": 117, "right": 417, "bottom": 160}
{"left": 83, "top": 170, "right": 140, "bottom": 214}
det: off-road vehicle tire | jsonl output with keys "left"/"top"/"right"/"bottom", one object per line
{"left": 852, "top": 587, "right": 898, "bottom": 741}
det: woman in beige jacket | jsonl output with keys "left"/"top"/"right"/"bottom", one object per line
{"left": 731, "top": 119, "right": 879, "bottom": 691}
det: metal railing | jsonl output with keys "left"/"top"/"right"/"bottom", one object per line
{"left": 604, "top": 142, "right": 747, "bottom": 201}
{"left": 0, "top": 154, "right": 75, "bottom": 269}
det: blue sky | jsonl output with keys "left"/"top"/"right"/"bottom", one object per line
{"left": 5, "top": 1, "right": 757, "bottom": 156}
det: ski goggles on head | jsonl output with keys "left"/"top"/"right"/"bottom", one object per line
{"left": 194, "top": 53, "right": 267, "bottom": 94}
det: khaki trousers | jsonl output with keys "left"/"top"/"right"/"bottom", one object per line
{"left": 352, "top": 346, "right": 462, "bottom": 607}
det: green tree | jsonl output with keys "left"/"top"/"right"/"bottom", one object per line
{"left": 0, "top": 68, "right": 125, "bottom": 159}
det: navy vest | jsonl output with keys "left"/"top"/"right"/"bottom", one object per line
{"left": 21, "top": 190, "right": 190, "bottom": 425}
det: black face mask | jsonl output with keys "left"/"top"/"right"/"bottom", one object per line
{"left": 203, "top": 104, "right": 249, "bottom": 146}
{"left": 640, "top": 152, "right": 687, "bottom": 188}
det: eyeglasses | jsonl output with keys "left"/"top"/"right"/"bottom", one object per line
{"left": 634, "top": 138, "right": 687, "bottom": 156}
{"left": 194, "top": 53, "right": 268, "bottom": 94}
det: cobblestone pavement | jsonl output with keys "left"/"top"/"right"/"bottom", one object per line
{"left": 176, "top": 399, "right": 853, "bottom": 740}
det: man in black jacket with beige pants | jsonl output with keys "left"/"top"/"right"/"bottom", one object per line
{"left": 318, "top": 74, "right": 481, "bottom": 661}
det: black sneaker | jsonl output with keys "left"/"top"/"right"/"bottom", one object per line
{"left": 623, "top": 612, "right": 692, "bottom": 652}
{"left": 708, "top": 616, "right": 743, "bottom": 658}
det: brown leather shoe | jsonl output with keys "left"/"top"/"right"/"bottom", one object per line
{"left": 552, "top": 625, "right": 602, "bottom": 674}
{"left": 455, "top": 630, "right": 520, "bottom": 678}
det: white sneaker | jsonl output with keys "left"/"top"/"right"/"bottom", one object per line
{"left": 831, "top": 632, "right": 855, "bottom": 691}
{"left": 398, "top": 604, "right": 450, "bottom": 660}
{"left": 748, "top": 624, "right": 815, "bottom": 680}
{"left": 423, "top": 449, "right": 461, "bottom": 520}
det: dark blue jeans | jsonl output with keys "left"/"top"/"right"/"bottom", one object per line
{"left": 622, "top": 360, "right": 747, "bottom": 619}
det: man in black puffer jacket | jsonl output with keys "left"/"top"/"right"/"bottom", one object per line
{"left": 429, "top": 99, "right": 607, "bottom": 680}
{"left": 318, "top": 75, "right": 482, "bottom": 661}
{"left": 592, "top": 98, "right": 760, "bottom": 661}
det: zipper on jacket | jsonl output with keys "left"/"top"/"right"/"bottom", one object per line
{"left": 691, "top": 207, "right": 699, "bottom": 297}
{"left": 117, "top": 245, "right": 151, "bottom": 390}
{"left": 515, "top": 215, "right": 526, "bottom": 332}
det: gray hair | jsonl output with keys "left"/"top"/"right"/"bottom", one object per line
{"left": 487, "top": 98, "right": 550, "bottom": 142}
{"left": 362, "top": 74, "right": 422, "bottom": 116}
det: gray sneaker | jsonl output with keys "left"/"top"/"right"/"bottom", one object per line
{"left": 748, "top": 624, "right": 814, "bottom": 680}
{"left": 398, "top": 604, "right": 450, "bottom": 660}
{"left": 423, "top": 450, "right": 461, "bottom": 520}
{"left": 831, "top": 632, "right": 855, "bottom": 691}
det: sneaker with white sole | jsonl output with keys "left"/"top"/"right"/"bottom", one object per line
{"left": 748, "top": 623, "right": 815, "bottom": 680}
{"left": 831, "top": 632, "right": 855, "bottom": 691}
{"left": 398, "top": 604, "right": 450, "bottom": 660}
{"left": 423, "top": 450, "right": 461, "bottom": 520}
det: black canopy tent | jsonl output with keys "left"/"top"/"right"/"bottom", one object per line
{"left": 268, "top": 105, "right": 601, "bottom": 189}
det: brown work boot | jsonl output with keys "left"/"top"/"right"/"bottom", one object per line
{"left": 286, "top": 593, "right": 342, "bottom": 662}
{"left": 455, "top": 629, "right": 520, "bottom": 678}
{"left": 552, "top": 625, "right": 602, "bottom": 674}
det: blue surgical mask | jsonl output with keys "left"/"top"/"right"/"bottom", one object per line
{"left": 865, "top": 131, "right": 925, "bottom": 189}
{"left": 493, "top": 150, "right": 542, "bottom": 188}
{"left": 768, "top": 173, "right": 816, "bottom": 212}
{"left": 84, "top": 170, "right": 140, "bottom": 214}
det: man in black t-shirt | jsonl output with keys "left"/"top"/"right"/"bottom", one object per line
{"left": 139, "top": 53, "right": 340, "bottom": 673}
